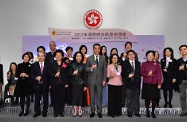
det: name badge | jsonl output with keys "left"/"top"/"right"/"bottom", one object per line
{"left": 116, "top": 72, "right": 120, "bottom": 76}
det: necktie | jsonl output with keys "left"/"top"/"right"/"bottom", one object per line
{"left": 131, "top": 62, "right": 135, "bottom": 72}
{"left": 40, "top": 63, "right": 43, "bottom": 74}
{"left": 96, "top": 56, "right": 99, "bottom": 66}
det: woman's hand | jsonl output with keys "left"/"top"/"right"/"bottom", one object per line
{"left": 73, "top": 70, "right": 78, "bottom": 75}
{"left": 55, "top": 72, "right": 60, "bottom": 77}
{"left": 158, "top": 85, "right": 161, "bottom": 89}
{"left": 84, "top": 87, "right": 87, "bottom": 91}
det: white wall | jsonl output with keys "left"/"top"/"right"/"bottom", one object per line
{"left": 0, "top": 0, "right": 187, "bottom": 84}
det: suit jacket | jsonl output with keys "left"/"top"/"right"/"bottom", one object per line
{"left": 176, "top": 58, "right": 187, "bottom": 85}
{"left": 15, "top": 62, "right": 32, "bottom": 97}
{"left": 121, "top": 60, "right": 141, "bottom": 89}
{"left": 48, "top": 61, "right": 69, "bottom": 85}
{"left": 85, "top": 55, "right": 106, "bottom": 85}
{"left": 107, "top": 64, "right": 123, "bottom": 86}
{"left": 160, "top": 58, "right": 177, "bottom": 82}
{"left": 0, "top": 64, "right": 3, "bottom": 84}
{"left": 140, "top": 61, "right": 162, "bottom": 86}
{"left": 45, "top": 52, "right": 55, "bottom": 63}
{"left": 30, "top": 62, "right": 50, "bottom": 90}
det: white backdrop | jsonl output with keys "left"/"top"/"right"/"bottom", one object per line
{"left": 0, "top": 0, "right": 187, "bottom": 84}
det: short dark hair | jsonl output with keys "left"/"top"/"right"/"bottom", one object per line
{"left": 54, "top": 49, "right": 64, "bottom": 57}
{"left": 127, "top": 50, "right": 136, "bottom": 55}
{"left": 26, "top": 51, "right": 34, "bottom": 59}
{"left": 65, "top": 46, "right": 73, "bottom": 52}
{"left": 93, "top": 43, "right": 101, "bottom": 49}
{"left": 22, "top": 52, "right": 31, "bottom": 60}
{"left": 79, "top": 45, "right": 87, "bottom": 54}
{"left": 37, "top": 46, "right": 46, "bottom": 53}
{"left": 125, "top": 42, "right": 132, "bottom": 47}
{"left": 73, "top": 51, "right": 84, "bottom": 63}
{"left": 109, "top": 54, "right": 119, "bottom": 64}
{"left": 146, "top": 50, "right": 155, "bottom": 57}
{"left": 179, "top": 45, "right": 187, "bottom": 50}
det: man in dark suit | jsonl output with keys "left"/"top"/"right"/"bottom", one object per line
{"left": 174, "top": 45, "right": 187, "bottom": 117}
{"left": 30, "top": 52, "right": 50, "bottom": 117}
{"left": 120, "top": 42, "right": 138, "bottom": 107}
{"left": 86, "top": 43, "right": 106, "bottom": 118}
{"left": 45, "top": 41, "right": 56, "bottom": 107}
{"left": 121, "top": 50, "right": 141, "bottom": 118}
{"left": 0, "top": 64, "right": 3, "bottom": 107}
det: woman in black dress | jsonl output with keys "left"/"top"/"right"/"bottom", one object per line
{"left": 16, "top": 53, "right": 32, "bottom": 116}
{"left": 48, "top": 50, "right": 69, "bottom": 117}
{"left": 69, "top": 51, "right": 86, "bottom": 117}
{"left": 161, "top": 47, "right": 177, "bottom": 108}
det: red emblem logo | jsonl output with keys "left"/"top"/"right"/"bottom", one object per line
{"left": 83, "top": 9, "right": 103, "bottom": 29}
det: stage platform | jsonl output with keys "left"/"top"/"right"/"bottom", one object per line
{"left": 0, "top": 91, "right": 187, "bottom": 122}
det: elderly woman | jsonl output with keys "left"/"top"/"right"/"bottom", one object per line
{"left": 48, "top": 49, "right": 69, "bottom": 117}
{"left": 140, "top": 50, "right": 162, "bottom": 118}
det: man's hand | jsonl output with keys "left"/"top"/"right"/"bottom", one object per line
{"left": 129, "top": 73, "right": 134, "bottom": 78}
{"left": 102, "top": 81, "right": 106, "bottom": 87}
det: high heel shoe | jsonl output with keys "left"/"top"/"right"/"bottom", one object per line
{"left": 78, "top": 110, "right": 82, "bottom": 117}
{"left": 146, "top": 112, "right": 150, "bottom": 118}
{"left": 151, "top": 113, "right": 156, "bottom": 118}
{"left": 19, "top": 111, "right": 24, "bottom": 117}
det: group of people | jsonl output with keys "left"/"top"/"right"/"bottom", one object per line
{"left": 0, "top": 41, "right": 187, "bottom": 119}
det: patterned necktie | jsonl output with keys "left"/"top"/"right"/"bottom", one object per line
{"left": 40, "top": 63, "right": 43, "bottom": 74}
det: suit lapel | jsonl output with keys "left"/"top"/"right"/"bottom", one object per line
{"left": 127, "top": 60, "right": 133, "bottom": 72}
{"left": 37, "top": 62, "right": 41, "bottom": 74}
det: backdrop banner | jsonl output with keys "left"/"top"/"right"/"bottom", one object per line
{"left": 48, "top": 28, "right": 137, "bottom": 44}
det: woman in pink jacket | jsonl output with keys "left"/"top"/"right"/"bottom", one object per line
{"left": 107, "top": 54, "right": 123, "bottom": 118}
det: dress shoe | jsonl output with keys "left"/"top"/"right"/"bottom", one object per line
{"left": 98, "top": 113, "right": 102, "bottom": 118}
{"left": 180, "top": 112, "right": 187, "bottom": 117}
{"left": 146, "top": 112, "right": 150, "bottom": 118}
{"left": 151, "top": 113, "right": 156, "bottom": 118}
{"left": 134, "top": 113, "right": 141, "bottom": 117}
{"left": 19, "top": 111, "right": 24, "bottom": 117}
{"left": 127, "top": 113, "right": 132, "bottom": 118}
{"left": 42, "top": 113, "right": 47, "bottom": 117}
{"left": 60, "top": 114, "right": 64, "bottom": 117}
{"left": 33, "top": 113, "right": 41, "bottom": 118}
{"left": 54, "top": 114, "right": 58, "bottom": 117}
{"left": 90, "top": 113, "right": 95, "bottom": 118}
{"left": 24, "top": 110, "right": 29, "bottom": 116}
{"left": 169, "top": 104, "right": 173, "bottom": 108}
{"left": 163, "top": 103, "right": 167, "bottom": 108}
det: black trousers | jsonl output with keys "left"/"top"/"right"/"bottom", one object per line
{"left": 122, "top": 80, "right": 126, "bottom": 105}
{"left": 50, "top": 87, "right": 54, "bottom": 105}
{"left": 126, "top": 89, "right": 140, "bottom": 114}
{"left": 20, "top": 96, "right": 30, "bottom": 112}
{"left": 34, "top": 84, "right": 49, "bottom": 114}
{"left": 52, "top": 84, "right": 65, "bottom": 115}
{"left": 163, "top": 90, "right": 173, "bottom": 104}
{"left": 108, "top": 85, "right": 122, "bottom": 116}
